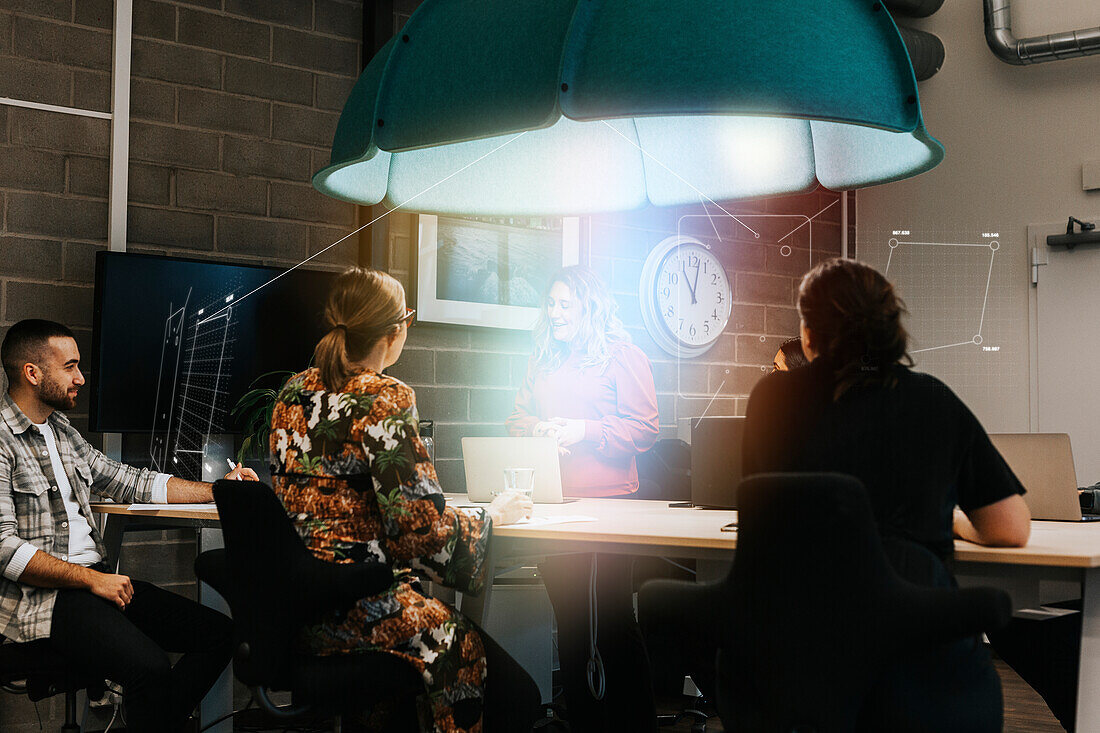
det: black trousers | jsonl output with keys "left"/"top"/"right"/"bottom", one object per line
{"left": 48, "top": 579, "right": 234, "bottom": 733}
{"left": 540, "top": 553, "right": 657, "bottom": 733}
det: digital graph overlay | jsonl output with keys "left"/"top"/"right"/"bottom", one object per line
{"left": 883, "top": 234, "right": 1000, "bottom": 354}
{"left": 673, "top": 209, "right": 835, "bottom": 426}
{"left": 150, "top": 290, "right": 238, "bottom": 480}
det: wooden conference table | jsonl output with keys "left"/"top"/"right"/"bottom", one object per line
{"left": 93, "top": 499, "right": 1100, "bottom": 732}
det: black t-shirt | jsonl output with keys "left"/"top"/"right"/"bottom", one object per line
{"left": 743, "top": 359, "right": 1025, "bottom": 565}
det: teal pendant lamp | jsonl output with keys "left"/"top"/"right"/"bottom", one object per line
{"left": 313, "top": 0, "right": 944, "bottom": 216}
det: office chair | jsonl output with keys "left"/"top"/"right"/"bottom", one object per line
{"left": 0, "top": 639, "right": 104, "bottom": 733}
{"left": 195, "top": 480, "right": 422, "bottom": 733}
{"left": 634, "top": 438, "right": 691, "bottom": 502}
{"left": 639, "top": 472, "right": 1012, "bottom": 733}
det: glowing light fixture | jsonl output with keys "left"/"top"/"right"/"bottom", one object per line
{"left": 313, "top": 0, "right": 944, "bottom": 216}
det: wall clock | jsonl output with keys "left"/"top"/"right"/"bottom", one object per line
{"left": 639, "top": 235, "right": 732, "bottom": 358}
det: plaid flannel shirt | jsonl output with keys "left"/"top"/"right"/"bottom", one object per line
{"left": 0, "top": 392, "right": 157, "bottom": 642}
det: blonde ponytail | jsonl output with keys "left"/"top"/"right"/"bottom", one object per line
{"left": 313, "top": 267, "right": 405, "bottom": 391}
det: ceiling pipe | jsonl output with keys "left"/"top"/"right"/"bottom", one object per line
{"left": 984, "top": 0, "right": 1100, "bottom": 65}
{"left": 883, "top": 0, "right": 944, "bottom": 19}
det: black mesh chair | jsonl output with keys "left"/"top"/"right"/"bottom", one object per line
{"left": 194, "top": 480, "right": 422, "bottom": 732}
{"left": 0, "top": 639, "right": 104, "bottom": 733}
{"left": 639, "top": 472, "right": 1012, "bottom": 733}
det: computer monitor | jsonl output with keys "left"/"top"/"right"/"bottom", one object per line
{"left": 90, "top": 251, "right": 336, "bottom": 476}
{"left": 690, "top": 416, "right": 747, "bottom": 508}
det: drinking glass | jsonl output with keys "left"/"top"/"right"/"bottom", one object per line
{"left": 496, "top": 468, "right": 535, "bottom": 499}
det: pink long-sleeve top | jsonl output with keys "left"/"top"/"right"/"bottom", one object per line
{"left": 506, "top": 341, "right": 659, "bottom": 497}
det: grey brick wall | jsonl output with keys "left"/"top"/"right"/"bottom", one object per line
{"left": 385, "top": 188, "right": 850, "bottom": 493}
{"left": 0, "top": 0, "right": 363, "bottom": 726}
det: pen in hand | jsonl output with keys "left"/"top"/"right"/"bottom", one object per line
{"left": 227, "top": 458, "right": 243, "bottom": 480}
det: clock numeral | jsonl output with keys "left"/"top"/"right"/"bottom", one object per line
{"left": 666, "top": 305, "right": 674, "bottom": 317}
{"left": 678, "top": 319, "right": 684, "bottom": 331}
{"left": 689, "top": 325, "right": 697, "bottom": 338}
{"left": 703, "top": 322, "right": 710, "bottom": 335}
{"left": 666, "top": 272, "right": 678, "bottom": 285}
{"left": 688, "top": 254, "right": 700, "bottom": 267}
{"left": 711, "top": 273, "right": 719, "bottom": 285}
{"left": 662, "top": 286, "right": 670, "bottom": 298}
{"left": 703, "top": 260, "right": 709, "bottom": 273}
{"left": 716, "top": 293, "right": 724, "bottom": 304}
{"left": 712, "top": 309, "right": 719, "bottom": 320}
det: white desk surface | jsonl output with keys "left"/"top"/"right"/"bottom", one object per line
{"left": 93, "top": 495, "right": 1100, "bottom": 568}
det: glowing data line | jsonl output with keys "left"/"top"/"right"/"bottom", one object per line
{"left": 911, "top": 340, "right": 977, "bottom": 354}
{"left": 978, "top": 249, "right": 995, "bottom": 337}
{"left": 699, "top": 198, "right": 725, "bottom": 244}
{"left": 598, "top": 120, "right": 759, "bottom": 239}
{"left": 898, "top": 241, "right": 990, "bottom": 248}
{"left": 776, "top": 199, "right": 838, "bottom": 243}
{"left": 197, "top": 131, "right": 531, "bottom": 326}
{"left": 693, "top": 381, "right": 728, "bottom": 429}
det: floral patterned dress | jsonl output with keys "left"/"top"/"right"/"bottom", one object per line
{"left": 269, "top": 367, "right": 492, "bottom": 732}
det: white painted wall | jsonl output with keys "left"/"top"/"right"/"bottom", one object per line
{"left": 856, "top": 0, "right": 1100, "bottom": 432}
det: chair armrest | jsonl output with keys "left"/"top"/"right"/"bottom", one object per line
{"left": 898, "top": 586, "right": 1012, "bottom": 644}
{"left": 291, "top": 555, "right": 394, "bottom": 615}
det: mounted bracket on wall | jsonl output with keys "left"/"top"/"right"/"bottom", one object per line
{"left": 1047, "top": 216, "right": 1100, "bottom": 250}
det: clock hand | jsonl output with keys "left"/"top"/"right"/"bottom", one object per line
{"left": 691, "top": 261, "right": 702, "bottom": 304}
{"left": 682, "top": 260, "right": 698, "bottom": 305}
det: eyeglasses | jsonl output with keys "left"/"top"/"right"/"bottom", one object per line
{"left": 395, "top": 308, "right": 416, "bottom": 327}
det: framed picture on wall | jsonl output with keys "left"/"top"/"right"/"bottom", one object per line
{"left": 416, "top": 214, "right": 581, "bottom": 330}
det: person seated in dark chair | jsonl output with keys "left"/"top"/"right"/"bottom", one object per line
{"left": 268, "top": 267, "right": 540, "bottom": 733}
{"left": 0, "top": 318, "right": 256, "bottom": 732}
{"left": 771, "top": 335, "right": 809, "bottom": 372}
{"left": 742, "top": 258, "right": 1030, "bottom": 732}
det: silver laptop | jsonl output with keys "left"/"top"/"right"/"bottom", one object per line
{"left": 460, "top": 437, "right": 565, "bottom": 504}
{"left": 989, "top": 433, "right": 1098, "bottom": 522}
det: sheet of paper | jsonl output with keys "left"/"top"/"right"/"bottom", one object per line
{"left": 506, "top": 515, "right": 597, "bottom": 527}
{"left": 126, "top": 503, "right": 216, "bottom": 511}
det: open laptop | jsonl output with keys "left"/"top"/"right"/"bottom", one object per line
{"left": 988, "top": 433, "right": 1100, "bottom": 522}
{"left": 690, "top": 417, "right": 747, "bottom": 509}
{"left": 461, "top": 437, "right": 566, "bottom": 503}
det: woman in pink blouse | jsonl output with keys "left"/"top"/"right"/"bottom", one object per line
{"left": 507, "top": 266, "right": 660, "bottom": 731}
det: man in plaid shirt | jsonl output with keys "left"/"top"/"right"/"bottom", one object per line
{"left": 0, "top": 319, "right": 258, "bottom": 732}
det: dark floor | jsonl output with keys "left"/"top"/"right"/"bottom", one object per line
{"left": 164, "top": 658, "right": 1059, "bottom": 732}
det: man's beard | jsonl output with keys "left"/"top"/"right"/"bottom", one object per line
{"left": 38, "top": 377, "right": 77, "bottom": 411}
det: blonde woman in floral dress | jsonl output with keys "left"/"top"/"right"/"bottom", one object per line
{"left": 269, "top": 267, "right": 539, "bottom": 733}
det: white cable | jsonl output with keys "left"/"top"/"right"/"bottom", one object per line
{"left": 103, "top": 702, "right": 119, "bottom": 732}
{"left": 586, "top": 554, "right": 606, "bottom": 701}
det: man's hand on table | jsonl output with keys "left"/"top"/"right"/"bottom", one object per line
{"left": 223, "top": 463, "right": 259, "bottom": 482}
{"left": 488, "top": 492, "right": 534, "bottom": 526}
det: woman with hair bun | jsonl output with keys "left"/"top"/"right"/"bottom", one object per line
{"left": 507, "top": 266, "right": 660, "bottom": 732}
{"left": 742, "top": 257, "right": 1030, "bottom": 732}
{"left": 269, "top": 267, "right": 539, "bottom": 732}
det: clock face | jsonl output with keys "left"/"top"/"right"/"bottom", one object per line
{"left": 640, "top": 236, "right": 733, "bottom": 357}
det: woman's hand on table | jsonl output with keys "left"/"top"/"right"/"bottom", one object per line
{"left": 488, "top": 492, "right": 534, "bottom": 526}
{"left": 549, "top": 417, "right": 585, "bottom": 447}
{"left": 533, "top": 421, "right": 561, "bottom": 440}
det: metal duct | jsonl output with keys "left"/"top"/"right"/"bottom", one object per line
{"left": 883, "top": 0, "right": 944, "bottom": 19}
{"left": 984, "top": 0, "right": 1100, "bottom": 65}
{"left": 898, "top": 26, "right": 944, "bottom": 80}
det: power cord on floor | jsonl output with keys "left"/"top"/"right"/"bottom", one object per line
{"left": 586, "top": 555, "right": 605, "bottom": 701}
